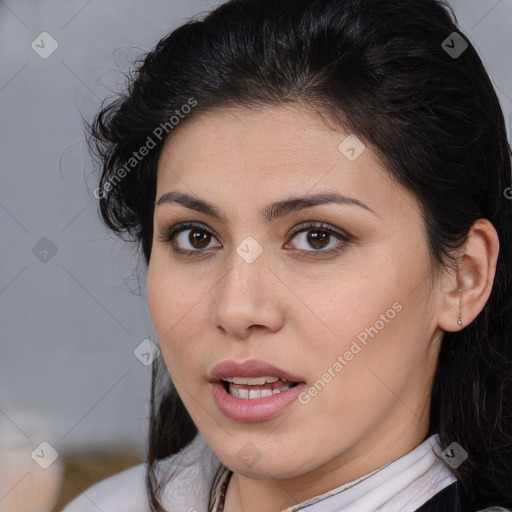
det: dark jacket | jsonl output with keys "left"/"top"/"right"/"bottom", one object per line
{"left": 416, "top": 481, "right": 511, "bottom": 512}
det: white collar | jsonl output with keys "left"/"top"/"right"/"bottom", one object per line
{"left": 61, "top": 432, "right": 457, "bottom": 512}
{"left": 282, "top": 433, "right": 457, "bottom": 511}
{"left": 159, "top": 432, "right": 456, "bottom": 512}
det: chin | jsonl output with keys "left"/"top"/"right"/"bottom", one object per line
{"left": 221, "top": 450, "right": 315, "bottom": 481}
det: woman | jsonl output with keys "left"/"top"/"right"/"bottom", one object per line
{"left": 62, "top": 0, "right": 512, "bottom": 510}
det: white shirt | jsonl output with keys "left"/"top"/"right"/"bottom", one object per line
{"left": 59, "top": 433, "right": 504, "bottom": 512}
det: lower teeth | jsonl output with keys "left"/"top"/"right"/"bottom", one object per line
{"left": 227, "top": 384, "right": 295, "bottom": 399}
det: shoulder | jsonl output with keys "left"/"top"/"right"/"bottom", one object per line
{"left": 59, "top": 433, "right": 222, "bottom": 512}
{"left": 475, "top": 509, "right": 512, "bottom": 512}
{"left": 59, "top": 462, "right": 147, "bottom": 512}
{"left": 476, "top": 509, "right": 512, "bottom": 512}
{"left": 414, "top": 480, "right": 511, "bottom": 512}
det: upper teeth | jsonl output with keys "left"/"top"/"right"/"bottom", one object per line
{"left": 222, "top": 376, "right": 283, "bottom": 385}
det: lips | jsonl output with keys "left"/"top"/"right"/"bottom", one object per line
{"left": 208, "top": 359, "right": 305, "bottom": 385}
{"left": 208, "top": 359, "right": 307, "bottom": 422}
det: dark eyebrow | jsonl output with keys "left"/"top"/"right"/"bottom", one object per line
{"left": 155, "top": 191, "right": 378, "bottom": 221}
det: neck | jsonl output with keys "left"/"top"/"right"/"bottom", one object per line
{"left": 223, "top": 423, "right": 430, "bottom": 512}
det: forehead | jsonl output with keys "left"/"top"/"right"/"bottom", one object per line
{"left": 155, "top": 105, "right": 418, "bottom": 221}
{"left": 159, "top": 106, "right": 336, "bottom": 173}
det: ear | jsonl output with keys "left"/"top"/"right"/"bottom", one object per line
{"left": 438, "top": 219, "right": 500, "bottom": 332}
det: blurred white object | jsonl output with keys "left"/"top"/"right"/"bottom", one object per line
{"left": 0, "top": 412, "right": 63, "bottom": 512}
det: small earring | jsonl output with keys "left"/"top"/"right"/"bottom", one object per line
{"left": 457, "top": 288, "right": 463, "bottom": 327}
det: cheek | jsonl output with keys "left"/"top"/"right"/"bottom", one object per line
{"left": 146, "top": 261, "right": 208, "bottom": 375}
{"left": 147, "top": 263, "right": 180, "bottom": 361}
{"left": 299, "top": 265, "right": 398, "bottom": 341}
{"left": 297, "top": 254, "right": 425, "bottom": 379}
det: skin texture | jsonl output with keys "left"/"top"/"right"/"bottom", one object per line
{"left": 146, "top": 105, "right": 499, "bottom": 512}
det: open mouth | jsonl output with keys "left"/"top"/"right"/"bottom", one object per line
{"left": 211, "top": 369, "right": 307, "bottom": 422}
{"left": 221, "top": 376, "right": 299, "bottom": 399}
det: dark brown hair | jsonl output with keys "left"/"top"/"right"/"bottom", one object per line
{"left": 88, "top": 0, "right": 512, "bottom": 510}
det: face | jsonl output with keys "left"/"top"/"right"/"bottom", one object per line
{"left": 146, "top": 105, "right": 444, "bottom": 492}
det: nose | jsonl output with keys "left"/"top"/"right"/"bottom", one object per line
{"left": 211, "top": 243, "right": 285, "bottom": 340}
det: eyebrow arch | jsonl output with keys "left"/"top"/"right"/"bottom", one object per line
{"left": 155, "top": 191, "right": 378, "bottom": 221}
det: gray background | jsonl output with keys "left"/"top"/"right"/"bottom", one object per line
{"left": 0, "top": 0, "right": 511, "bottom": 457}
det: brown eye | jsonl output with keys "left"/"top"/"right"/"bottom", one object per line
{"left": 287, "top": 222, "right": 351, "bottom": 254}
{"left": 159, "top": 221, "right": 351, "bottom": 258}
{"left": 158, "top": 222, "right": 222, "bottom": 254}
{"left": 306, "top": 230, "right": 331, "bottom": 250}
{"left": 189, "top": 229, "right": 212, "bottom": 249}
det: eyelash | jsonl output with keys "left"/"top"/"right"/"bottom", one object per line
{"left": 157, "top": 221, "right": 353, "bottom": 259}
